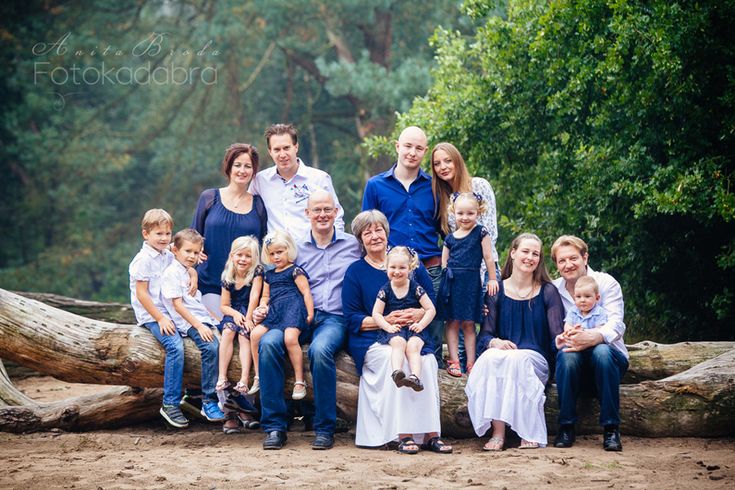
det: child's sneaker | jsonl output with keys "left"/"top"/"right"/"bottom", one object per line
{"left": 292, "top": 381, "right": 307, "bottom": 400}
{"left": 201, "top": 400, "right": 226, "bottom": 422}
{"left": 160, "top": 405, "right": 189, "bottom": 428}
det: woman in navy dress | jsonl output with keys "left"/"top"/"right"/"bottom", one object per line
{"left": 465, "top": 233, "right": 564, "bottom": 451}
{"left": 191, "top": 143, "right": 267, "bottom": 319}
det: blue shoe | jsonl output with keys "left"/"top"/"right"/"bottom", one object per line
{"left": 201, "top": 401, "right": 226, "bottom": 422}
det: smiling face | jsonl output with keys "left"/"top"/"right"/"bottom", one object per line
{"left": 232, "top": 248, "right": 254, "bottom": 276}
{"left": 267, "top": 133, "right": 299, "bottom": 176}
{"left": 510, "top": 238, "right": 541, "bottom": 274}
{"left": 229, "top": 152, "right": 254, "bottom": 186}
{"left": 173, "top": 239, "right": 202, "bottom": 268}
{"left": 554, "top": 244, "right": 589, "bottom": 283}
{"left": 305, "top": 191, "right": 337, "bottom": 235}
{"left": 573, "top": 283, "right": 600, "bottom": 315}
{"left": 432, "top": 148, "right": 456, "bottom": 183}
{"left": 142, "top": 224, "right": 172, "bottom": 253}
{"left": 386, "top": 254, "right": 410, "bottom": 285}
{"left": 453, "top": 196, "right": 479, "bottom": 231}
{"left": 360, "top": 222, "right": 388, "bottom": 258}
{"left": 395, "top": 127, "right": 428, "bottom": 173}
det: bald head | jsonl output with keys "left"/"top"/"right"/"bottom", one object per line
{"left": 307, "top": 189, "right": 334, "bottom": 208}
{"left": 305, "top": 189, "right": 338, "bottom": 237}
{"left": 395, "top": 126, "right": 428, "bottom": 174}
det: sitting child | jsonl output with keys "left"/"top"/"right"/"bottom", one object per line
{"left": 557, "top": 276, "right": 608, "bottom": 348}
{"left": 249, "top": 230, "right": 313, "bottom": 400}
{"left": 372, "top": 246, "right": 436, "bottom": 392}
{"left": 160, "top": 228, "right": 225, "bottom": 423}
{"left": 216, "top": 236, "right": 264, "bottom": 397}
{"left": 129, "top": 209, "right": 192, "bottom": 428}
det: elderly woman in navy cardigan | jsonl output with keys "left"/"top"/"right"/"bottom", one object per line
{"left": 341, "top": 210, "right": 452, "bottom": 455}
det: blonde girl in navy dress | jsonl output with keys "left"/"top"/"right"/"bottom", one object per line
{"left": 249, "top": 230, "right": 314, "bottom": 400}
{"left": 438, "top": 192, "right": 499, "bottom": 377}
{"left": 372, "top": 246, "right": 436, "bottom": 392}
{"left": 215, "top": 236, "right": 264, "bottom": 398}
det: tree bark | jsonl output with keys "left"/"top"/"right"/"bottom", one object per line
{"left": 2, "top": 289, "right": 734, "bottom": 437}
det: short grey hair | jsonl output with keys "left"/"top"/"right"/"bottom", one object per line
{"left": 351, "top": 210, "right": 390, "bottom": 255}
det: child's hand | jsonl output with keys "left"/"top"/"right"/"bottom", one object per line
{"left": 233, "top": 312, "right": 246, "bottom": 327}
{"left": 408, "top": 322, "right": 424, "bottom": 333}
{"left": 555, "top": 333, "right": 567, "bottom": 350}
{"left": 382, "top": 323, "right": 401, "bottom": 333}
{"left": 253, "top": 306, "right": 268, "bottom": 324}
{"left": 244, "top": 319, "right": 255, "bottom": 332}
{"left": 197, "top": 325, "right": 214, "bottom": 342}
{"left": 159, "top": 317, "right": 177, "bottom": 336}
{"left": 486, "top": 279, "right": 499, "bottom": 296}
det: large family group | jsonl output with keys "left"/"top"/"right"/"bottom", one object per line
{"left": 128, "top": 123, "right": 629, "bottom": 454}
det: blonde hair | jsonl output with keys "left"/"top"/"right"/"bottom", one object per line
{"left": 448, "top": 192, "right": 488, "bottom": 217}
{"left": 261, "top": 230, "right": 298, "bottom": 264}
{"left": 551, "top": 235, "right": 589, "bottom": 262}
{"left": 431, "top": 142, "right": 473, "bottom": 235}
{"left": 221, "top": 236, "right": 261, "bottom": 287}
{"left": 385, "top": 246, "right": 419, "bottom": 271}
{"left": 575, "top": 275, "right": 599, "bottom": 294}
{"left": 141, "top": 208, "right": 173, "bottom": 232}
{"left": 172, "top": 228, "right": 204, "bottom": 249}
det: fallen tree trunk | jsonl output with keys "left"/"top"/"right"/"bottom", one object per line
{"left": 2, "top": 288, "right": 734, "bottom": 437}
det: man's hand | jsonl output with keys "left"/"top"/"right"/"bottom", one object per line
{"left": 562, "top": 328, "right": 604, "bottom": 352}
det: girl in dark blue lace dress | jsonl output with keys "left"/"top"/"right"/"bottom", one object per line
{"left": 372, "top": 247, "right": 436, "bottom": 391}
{"left": 215, "top": 236, "right": 264, "bottom": 396}
{"left": 249, "top": 231, "right": 314, "bottom": 400}
{"left": 438, "top": 192, "right": 498, "bottom": 377}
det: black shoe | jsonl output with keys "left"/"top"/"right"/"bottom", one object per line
{"left": 553, "top": 425, "right": 575, "bottom": 448}
{"left": 160, "top": 405, "right": 189, "bottom": 428}
{"left": 334, "top": 417, "right": 350, "bottom": 433}
{"left": 263, "top": 430, "right": 287, "bottom": 450}
{"left": 603, "top": 428, "right": 622, "bottom": 451}
{"left": 312, "top": 433, "right": 334, "bottom": 450}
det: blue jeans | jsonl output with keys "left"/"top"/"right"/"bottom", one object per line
{"left": 144, "top": 322, "right": 184, "bottom": 406}
{"left": 555, "top": 344, "right": 629, "bottom": 427}
{"left": 425, "top": 265, "right": 445, "bottom": 367}
{"left": 259, "top": 310, "right": 346, "bottom": 434}
{"left": 185, "top": 326, "right": 220, "bottom": 403}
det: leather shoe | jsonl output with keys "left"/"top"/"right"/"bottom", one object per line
{"left": 263, "top": 430, "right": 287, "bottom": 450}
{"left": 553, "top": 425, "right": 575, "bottom": 448}
{"left": 603, "top": 428, "right": 622, "bottom": 451}
{"left": 312, "top": 433, "right": 334, "bottom": 450}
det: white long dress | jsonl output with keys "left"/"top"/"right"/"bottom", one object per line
{"left": 355, "top": 344, "right": 442, "bottom": 446}
{"left": 464, "top": 348, "right": 550, "bottom": 445}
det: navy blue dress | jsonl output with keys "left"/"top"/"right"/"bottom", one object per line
{"left": 263, "top": 265, "right": 308, "bottom": 331}
{"left": 438, "top": 225, "right": 488, "bottom": 323}
{"left": 191, "top": 188, "right": 267, "bottom": 295}
{"left": 375, "top": 280, "right": 433, "bottom": 347}
{"left": 219, "top": 265, "right": 264, "bottom": 335}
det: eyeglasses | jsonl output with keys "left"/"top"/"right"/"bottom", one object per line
{"left": 310, "top": 207, "right": 335, "bottom": 215}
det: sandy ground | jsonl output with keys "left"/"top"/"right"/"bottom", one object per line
{"left": 1, "top": 376, "right": 733, "bottom": 489}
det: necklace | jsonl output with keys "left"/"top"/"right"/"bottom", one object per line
{"left": 228, "top": 189, "right": 248, "bottom": 209}
{"left": 365, "top": 255, "right": 386, "bottom": 270}
{"left": 514, "top": 281, "right": 536, "bottom": 299}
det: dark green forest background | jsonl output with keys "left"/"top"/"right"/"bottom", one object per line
{"left": 1, "top": 0, "right": 733, "bottom": 342}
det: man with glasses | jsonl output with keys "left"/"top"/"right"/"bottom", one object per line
{"left": 256, "top": 190, "right": 361, "bottom": 450}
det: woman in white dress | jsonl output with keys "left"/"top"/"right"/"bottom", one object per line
{"left": 465, "top": 233, "right": 564, "bottom": 450}
{"left": 341, "top": 210, "right": 452, "bottom": 454}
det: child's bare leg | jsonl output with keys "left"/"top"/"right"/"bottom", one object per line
{"left": 284, "top": 328, "right": 304, "bottom": 381}
{"left": 237, "top": 333, "right": 252, "bottom": 385}
{"left": 406, "top": 337, "right": 424, "bottom": 377}
{"left": 218, "top": 328, "right": 237, "bottom": 383}
{"left": 388, "top": 336, "right": 407, "bottom": 371}
{"left": 249, "top": 325, "right": 268, "bottom": 377}
{"left": 460, "top": 321, "right": 477, "bottom": 367}
{"left": 445, "top": 320, "right": 460, "bottom": 362}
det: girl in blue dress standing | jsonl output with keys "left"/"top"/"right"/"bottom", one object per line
{"left": 249, "top": 231, "right": 313, "bottom": 400}
{"left": 372, "top": 246, "right": 436, "bottom": 392}
{"left": 216, "top": 236, "right": 264, "bottom": 396}
{"left": 439, "top": 192, "right": 499, "bottom": 377}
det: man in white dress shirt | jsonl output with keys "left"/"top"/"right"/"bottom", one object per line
{"left": 250, "top": 123, "right": 344, "bottom": 239}
{"left": 551, "top": 235, "right": 629, "bottom": 452}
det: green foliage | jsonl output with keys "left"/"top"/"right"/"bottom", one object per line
{"left": 393, "top": 0, "right": 735, "bottom": 340}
